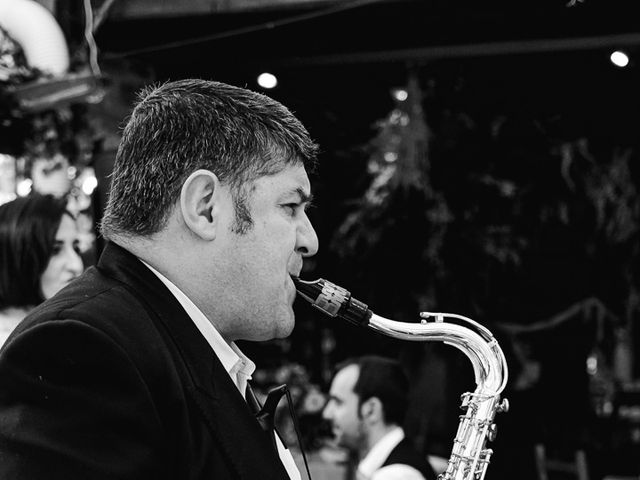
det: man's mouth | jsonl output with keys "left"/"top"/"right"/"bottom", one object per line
{"left": 287, "top": 276, "right": 298, "bottom": 302}
{"left": 289, "top": 274, "right": 301, "bottom": 289}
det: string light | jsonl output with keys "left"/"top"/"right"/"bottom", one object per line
{"left": 257, "top": 72, "right": 278, "bottom": 89}
{"left": 610, "top": 50, "right": 629, "bottom": 68}
{"left": 392, "top": 88, "right": 408, "bottom": 102}
{"left": 81, "top": 172, "right": 98, "bottom": 195}
{"left": 16, "top": 179, "right": 32, "bottom": 197}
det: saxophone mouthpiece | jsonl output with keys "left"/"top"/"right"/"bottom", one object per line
{"left": 292, "top": 277, "right": 372, "bottom": 327}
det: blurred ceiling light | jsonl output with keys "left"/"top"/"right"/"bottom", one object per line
{"left": 392, "top": 88, "right": 408, "bottom": 101}
{"left": 610, "top": 50, "right": 630, "bottom": 68}
{"left": 81, "top": 172, "right": 98, "bottom": 195}
{"left": 384, "top": 152, "right": 398, "bottom": 163}
{"left": 16, "top": 179, "right": 32, "bottom": 197}
{"left": 257, "top": 72, "right": 278, "bottom": 89}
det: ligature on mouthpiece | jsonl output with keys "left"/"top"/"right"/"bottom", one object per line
{"left": 293, "top": 277, "right": 372, "bottom": 327}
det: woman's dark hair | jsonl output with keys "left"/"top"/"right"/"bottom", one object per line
{"left": 0, "top": 194, "right": 69, "bottom": 309}
{"left": 338, "top": 355, "right": 410, "bottom": 426}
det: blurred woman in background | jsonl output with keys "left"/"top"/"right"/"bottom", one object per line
{"left": 0, "top": 194, "right": 84, "bottom": 346}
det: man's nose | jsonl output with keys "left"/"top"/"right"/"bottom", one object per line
{"left": 322, "top": 402, "right": 333, "bottom": 421}
{"left": 297, "top": 213, "right": 319, "bottom": 257}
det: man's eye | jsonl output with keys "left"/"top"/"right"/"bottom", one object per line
{"left": 283, "top": 203, "right": 299, "bottom": 215}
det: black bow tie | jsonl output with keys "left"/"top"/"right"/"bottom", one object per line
{"left": 245, "top": 383, "right": 288, "bottom": 447}
{"left": 246, "top": 383, "right": 314, "bottom": 480}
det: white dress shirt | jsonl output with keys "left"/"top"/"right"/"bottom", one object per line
{"left": 357, "top": 427, "right": 425, "bottom": 480}
{"left": 143, "top": 261, "right": 301, "bottom": 480}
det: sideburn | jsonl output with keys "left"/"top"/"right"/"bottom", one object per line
{"left": 230, "top": 186, "right": 254, "bottom": 235}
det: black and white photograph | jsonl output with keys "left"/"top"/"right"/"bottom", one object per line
{"left": 1, "top": 1, "right": 639, "bottom": 479}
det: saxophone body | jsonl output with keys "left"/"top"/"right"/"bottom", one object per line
{"left": 294, "top": 278, "right": 509, "bottom": 480}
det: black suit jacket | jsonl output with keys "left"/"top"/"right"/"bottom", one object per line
{"left": 382, "top": 437, "right": 437, "bottom": 480}
{"left": 0, "top": 242, "right": 290, "bottom": 480}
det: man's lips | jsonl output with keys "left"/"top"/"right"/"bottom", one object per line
{"left": 287, "top": 276, "right": 298, "bottom": 302}
{"left": 289, "top": 257, "right": 303, "bottom": 280}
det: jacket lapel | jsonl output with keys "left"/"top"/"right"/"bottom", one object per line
{"left": 189, "top": 367, "right": 290, "bottom": 479}
{"left": 97, "top": 242, "right": 289, "bottom": 479}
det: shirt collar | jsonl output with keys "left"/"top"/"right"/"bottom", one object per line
{"left": 140, "top": 260, "right": 255, "bottom": 388}
{"left": 357, "top": 426, "right": 405, "bottom": 479}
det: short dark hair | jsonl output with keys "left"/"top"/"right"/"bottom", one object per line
{"left": 0, "top": 194, "right": 70, "bottom": 308}
{"left": 338, "top": 355, "right": 409, "bottom": 426}
{"left": 100, "top": 79, "right": 319, "bottom": 239}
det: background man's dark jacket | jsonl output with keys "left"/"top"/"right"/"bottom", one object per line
{"left": 382, "top": 437, "right": 438, "bottom": 480}
{"left": 0, "top": 242, "right": 289, "bottom": 480}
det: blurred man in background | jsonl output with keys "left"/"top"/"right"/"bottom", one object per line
{"left": 323, "top": 355, "right": 437, "bottom": 480}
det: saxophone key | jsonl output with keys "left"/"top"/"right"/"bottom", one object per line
{"left": 487, "top": 423, "right": 498, "bottom": 442}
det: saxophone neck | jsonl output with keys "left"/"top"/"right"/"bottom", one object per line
{"left": 368, "top": 312, "right": 509, "bottom": 396}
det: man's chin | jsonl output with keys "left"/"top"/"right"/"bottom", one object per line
{"left": 274, "top": 318, "right": 295, "bottom": 339}
{"left": 275, "top": 307, "right": 296, "bottom": 336}
{"left": 251, "top": 315, "right": 294, "bottom": 342}
{"left": 335, "top": 439, "right": 355, "bottom": 452}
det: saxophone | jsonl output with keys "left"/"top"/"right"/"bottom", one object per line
{"left": 294, "top": 277, "right": 509, "bottom": 480}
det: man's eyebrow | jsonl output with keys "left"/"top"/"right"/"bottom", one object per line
{"left": 292, "top": 187, "right": 314, "bottom": 204}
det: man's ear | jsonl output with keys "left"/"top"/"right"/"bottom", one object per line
{"left": 360, "top": 397, "right": 383, "bottom": 423}
{"left": 180, "top": 169, "right": 221, "bottom": 240}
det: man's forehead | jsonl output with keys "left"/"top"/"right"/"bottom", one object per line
{"left": 331, "top": 364, "right": 360, "bottom": 395}
{"left": 259, "top": 163, "right": 311, "bottom": 195}
{"left": 283, "top": 164, "right": 312, "bottom": 191}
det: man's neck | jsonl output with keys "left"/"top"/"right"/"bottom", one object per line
{"left": 112, "top": 234, "right": 188, "bottom": 296}
{"left": 362, "top": 423, "right": 399, "bottom": 457}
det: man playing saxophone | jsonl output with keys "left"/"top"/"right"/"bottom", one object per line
{"left": 0, "top": 79, "right": 319, "bottom": 480}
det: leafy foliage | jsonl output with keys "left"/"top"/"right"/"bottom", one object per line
{"left": 329, "top": 70, "right": 640, "bottom": 330}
